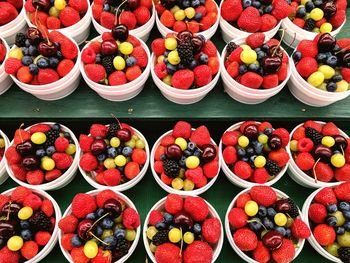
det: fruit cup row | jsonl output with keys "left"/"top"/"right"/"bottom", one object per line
{"left": 5, "top": 183, "right": 350, "bottom": 263}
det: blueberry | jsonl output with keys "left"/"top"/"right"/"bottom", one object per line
{"left": 117, "top": 166, "right": 124, "bottom": 173}
{"left": 332, "top": 74, "right": 343, "bottom": 83}
{"left": 21, "top": 229, "right": 32, "bottom": 241}
{"left": 258, "top": 8, "right": 264, "bottom": 15}
{"left": 189, "top": 60, "right": 198, "bottom": 69}
{"left": 160, "top": 154, "right": 167, "bottom": 160}
{"left": 254, "top": 142, "right": 264, "bottom": 154}
{"left": 114, "top": 228, "right": 126, "bottom": 238}
{"left": 155, "top": 222, "right": 167, "bottom": 230}
{"left": 252, "top": 1, "right": 261, "bottom": 8}
{"left": 107, "top": 147, "right": 117, "bottom": 158}
{"left": 179, "top": 156, "right": 186, "bottom": 167}
{"left": 327, "top": 204, "right": 338, "bottom": 213}
{"left": 264, "top": 4, "right": 273, "bottom": 13}
{"left": 243, "top": 0, "right": 252, "bottom": 8}
{"left": 194, "top": 12, "right": 203, "bottom": 22}
{"left": 333, "top": 45, "right": 341, "bottom": 52}
{"left": 316, "top": 53, "right": 327, "bottom": 63}
{"left": 248, "top": 63, "right": 259, "bottom": 72}
{"left": 183, "top": 150, "right": 192, "bottom": 157}
{"left": 246, "top": 147, "right": 255, "bottom": 156}
{"left": 94, "top": 226, "right": 103, "bottom": 236}
{"left": 95, "top": 54, "right": 102, "bottom": 64}
{"left": 86, "top": 213, "right": 96, "bottom": 220}
{"left": 242, "top": 157, "right": 249, "bottom": 162}
{"left": 296, "top": 6, "right": 306, "bottom": 17}
{"left": 326, "top": 82, "right": 337, "bottom": 92}
{"left": 28, "top": 45, "right": 38, "bottom": 56}
{"left": 199, "top": 53, "right": 209, "bottom": 64}
{"left": 237, "top": 148, "right": 246, "bottom": 158}
{"left": 191, "top": 0, "right": 200, "bottom": 7}
{"left": 122, "top": 146, "right": 133, "bottom": 157}
{"left": 28, "top": 63, "right": 39, "bottom": 75}
{"left": 257, "top": 51, "right": 265, "bottom": 60}
{"left": 340, "top": 202, "right": 350, "bottom": 211}
{"left": 343, "top": 211, "right": 350, "bottom": 220}
{"left": 193, "top": 223, "right": 201, "bottom": 234}
{"left": 22, "top": 56, "right": 33, "bottom": 66}
{"left": 103, "top": 3, "right": 110, "bottom": 11}
{"left": 64, "top": 132, "right": 71, "bottom": 139}
{"left": 250, "top": 155, "right": 257, "bottom": 163}
{"left": 193, "top": 149, "right": 201, "bottom": 157}
{"left": 37, "top": 58, "right": 49, "bottom": 68}
{"left": 22, "top": 47, "right": 29, "bottom": 56}
{"left": 249, "top": 218, "right": 262, "bottom": 232}
{"left": 326, "top": 55, "right": 338, "bottom": 67}
{"left": 258, "top": 206, "right": 267, "bottom": 217}
{"left": 166, "top": 64, "right": 176, "bottom": 74}
{"left": 199, "top": 0, "right": 205, "bottom": 4}
{"left": 52, "top": 123, "right": 60, "bottom": 130}
{"left": 46, "top": 146, "right": 56, "bottom": 156}
{"left": 336, "top": 226, "right": 345, "bottom": 235}
{"left": 25, "top": 39, "right": 31, "bottom": 47}
{"left": 36, "top": 148, "right": 46, "bottom": 158}
{"left": 313, "top": 0, "right": 322, "bottom": 6}
{"left": 305, "top": 1, "right": 315, "bottom": 12}
{"left": 97, "top": 154, "right": 106, "bottom": 162}
{"left": 187, "top": 142, "right": 196, "bottom": 151}
{"left": 96, "top": 208, "right": 105, "bottom": 217}
{"left": 103, "top": 236, "right": 117, "bottom": 250}
{"left": 263, "top": 217, "right": 274, "bottom": 229}
{"left": 261, "top": 44, "right": 269, "bottom": 52}
{"left": 0, "top": 239, "right": 4, "bottom": 248}
{"left": 20, "top": 220, "right": 30, "bottom": 229}
{"left": 71, "top": 235, "right": 82, "bottom": 247}
{"left": 285, "top": 228, "right": 291, "bottom": 238}
{"left": 164, "top": 213, "right": 173, "bottom": 224}
{"left": 264, "top": 128, "right": 273, "bottom": 135}
{"left": 117, "top": 146, "right": 123, "bottom": 154}
{"left": 126, "top": 56, "right": 137, "bottom": 67}
{"left": 101, "top": 217, "right": 114, "bottom": 229}
{"left": 239, "top": 64, "right": 247, "bottom": 74}
{"left": 267, "top": 207, "right": 276, "bottom": 218}
{"left": 49, "top": 57, "right": 59, "bottom": 68}
{"left": 164, "top": 51, "right": 169, "bottom": 57}
{"left": 275, "top": 227, "right": 286, "bottom": 236}
{"left": 344, "top": 221, "right": 350, "bottom": 231}
{"left": 293, "top": 51, "right": 302, "bottom": 62}
{"left": 183, "top": 0, "right": 191, "bottom": 7}
{"left": 326, "top": 216, "right": 337, "bottom": 226}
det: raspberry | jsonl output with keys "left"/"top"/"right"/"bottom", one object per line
{"left": 58, "top": 214, "right": 78, "bottom": 233}
{"left": 202, "top": 218, "right": 221, "bottom": 244}
{"left": 131, "top": 148, "right": 147, "bottom": 165}
{"left": 203, "top": 160, "right": 219, "bottom": 178}
{"left": 5, "top": 146, "right": 22, "bottom": 164}
{"left": 54, "top": 137, "right": 69, "bottom": 152}
{"left": 52, "top": 153, "right": 73, "bottom": 170}
{"left": 21, "top": 241, "right": 38, "bottom": 260}
{"left": 41, "top": 199, "right": 54, "bottom": 217}
{"left": 61, "top": 233, "right": 75, "bottom": 251}
{"left": 250, "top": 186, "right": 277, "bottom": 207}
{"left": 149, "top": 210, "right": 163, "bottom": 226}
{"left": 57, "top": 59, "right": 75, "bottom": 77}
{"left": 45, "top": 169, "right": 62, "bottom": 182}
{"left": 80, "top": 152, "right": 98, "bottom": 171}
{"left": 103, "top": 168, "right": 121, "bottom": 186}
{"left": 23, "top": 194, "right": 42, "bottom": 210}
{"left": 81, "top": 47, "right": 96, "bottom": 64}
{"left": 295, "top": 152, "right": 315, "bottom": 171}
{"left": 59, "top": 6, "right": 80, "bottom": 27}
{"left": 183, "top": 241, "right": 213, "bottom": 263}
{"left": 122, "top": 207, "right": 140, "bottom": 229}
{"left": 308, "top": 203, "right": 327, "bottom": 224}
{"left": 165, "top": 194, "right": 183, "bottom": 214}
{"left": 171, "top": 69, "right": 195, "bottom": 90}
{"left": 297, "top": 138, "right": 314, "bottom": 152}
{"left": 71, "top": 247, "right": 89, "bottom": 263}
{"left": 26, "top": 170, "right": 44, "bottom": 185}
{"left": 234, "top": 161, "right": 253, "bottom": 179}
{"left": 184, "top": 196, "right": 209, "bottom": 221}
{"left": 71, "top": 193, "right": 97, "bottom": 218}
{"left": 11, "top": 186, "right": 32, "bottom": 204}
{"left": 35, "top": 231, "right": 51, "bottom": 246}
{"left": 79, "top": 134, "right": 93, "bottom": 152}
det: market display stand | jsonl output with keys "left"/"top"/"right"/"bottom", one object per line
{"left": 0, "top": 7, "right": 349, "bottom": 263}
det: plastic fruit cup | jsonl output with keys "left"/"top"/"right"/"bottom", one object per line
{"left": 0, "top": 3, "right": 27, "bottom": 45}
{"left": 225, "top": 187, "right": 305, "bottom": 263}
{"left": 151, "top": 51, "right": 221, "bottom": 104}
{"left": 59, "top": 189, "right": 140, "bottom": 263}
{"left": 287, "top": 121, "right": 349, "bottom": 189}
{"left": 281, "top": 18, "right": 346, "bottom": 49}
{"left": 90, "top": 3, "right": 156, "bottom": 42}
{"left": 143, "top": 195, "right": 224, "bottom": 263}
{"left": 0, "top": 129, "right": 10, "bottom": 185}
{"left": 5, "top": 122, "right": 80, "bottom": 191}
{"left": 219, "top": 1, "right": 282, "bottom": 43}
{"left": 2, "top": 186, "right": 62, "bottom": 263}
{"left": 219, "top": 121, "right": 288, "bottom": 188}
{"left": 8, "top": 35, "right": 81, "bottom": 101}
{"left": 79, "top": 125, "right": 150, "bottom": 192}
{"left": 80, "top": 35, "right": 151, "bottom": 102}
{"left": 24, "top": 0, "right": 91, "bottom": 45}
{"left": 150, "top": 129, "right": 221, "bottom": 195}
{"left": 0, "top": 37, "right": 13, "bottom": 95}
{"left": 221, "top": 37, "right": 292, "bottom": 104}
{"left": 288, "top": 58, "right": 350, "bottom": 107}
{"left": 155, "top": 1, "right": 220, "bottom": 40}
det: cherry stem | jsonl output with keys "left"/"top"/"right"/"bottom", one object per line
{"left": 18, "top": 123, "right": 24, "bottom": 143}
{"left": 89, "top": 212, "right": 110, "bottom": 231}
{"left": 145, "top": 257, "right": 149, "bottom": 263}
{"left": 88, "top": 231, "right": 110, "bottom": 245}
{"left": 335, "top": 44, "right": 350, "bottom": 55}
{"left": 111, "top": 113, "right": 122, "bottom": 129}
{"left": 341, "top": 145, "right": 345, "bottom": 156}
{"left": 272, "top": 28, "right": 285, "bottom": 57}
{"left": 5, "top": 201, "right": 12, "bottom": 221}
{"left": 247, "top": 219, "right": 267, "bottom": 231}
{"left": 35, "top": 7, "right": 51, "bottom": 45}
{"left": 312, "top": 157, "right": 321, "bottom": 183}
{"left": 179, "top": 227, "right": 183, "bottom": 256}
{"left": 186, "top": 21, "right": 203, "bottom": 26}
{"left": 114, "top": 0, "right": 128, "bottom": 25}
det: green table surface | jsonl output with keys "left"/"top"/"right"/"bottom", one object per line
{"left": 0, "top": 3, "right": 350, "bottom": 263}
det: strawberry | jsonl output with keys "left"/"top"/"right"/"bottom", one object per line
{"left": 48, "top": 31, "right": 78, "bottom": 60}
{"left": 108, "top": 71, "right": 127, "bottom": 85}
{"left": 341, "top": 68, "right": 350, "bottom": 82}
{"left": 57, "top": 59, "right": 75, "bottom": 77}
{"left": 0, "top": 246, "right": 20, "bottom": 263}
{"left": 291, "top": 218, "right": 310, "bottom": 239}
{"left": 85, "top": 64, "right": 106, "bottom": 83}
{"left": 190, "top": 125, "right": 211, "bottom": 147}
{"left": 133, "top": 6, "right": 150, "bottom": 25}
{"left": 334, "top": 182, "right": 350, "bottom": 202}
{"left": 304, "top": 120, "right": 322, "bottom": 133}
{"left": 131, "top": 46, "right": 148, "bottom": 68}
{"left": 37, "top": 68, "right": 59, "bottom": 85}
{"left": 308, "top": 203, "right": 327, "bottom": 224}
{"left": 271, "top": 0, "right": 293, "bottom": 20}
{"left": 322, "top": 122, "right": 340, "bottom": 136}
{"left": 259, "top": 122, "right": 273, "bottom": 132}
{"left": 58, "top": 215, "right": 78, "bottom": 233}
{"left": 52, "top": 153, "right": 73, "bottom": 170}
{"left": 330, "top": 9, "right": 346, "bottom": 28}
{"left": 260, "top": 14, "right": 277, "bottom": 32}
{"left": 313, "top": 224, "right": 336, "bottom": 246}
{"left": 262, "top": 74, "right": 279, "bottom": 89}
{"left": 271, "top": 238, "right": 295, "bottom": 263}
{"left": 237, "top": 7, "right": 261, "bottom": 33}
{"left": 314, "top": 162, "right": 334, "bottom": 182}
{"left": 92, "top": 4, "right": 103, "bottom": 21}
{"left": 223, "top": 146, "right": 237, "bottom": 165}
{"left": 151, "top": 38, "right": 165, "bottom": 56}
{"left": 293, "top": 17, "right": 305, "bottom": 28}
{"left": 202, "top": 218, "right": 221, "bottom": 244}
{"left": 250, "top": 186, "right": 277, "bottom": 206}
{"left": 185, "top": 167, "right": 207, "bottom": 188}
{"left": 297, "top": 40, "right": 318, "bottom": 58}
{"left": 171, "top": 69, "right": 194, "bottom": 89}
{"left": 183, "top": 241, "right": 213, "bottom": 263}
{"left": 59, "top": 7, "right": 80, "bottom": 27}
{"left": 194, "top": 65, "right": 212, "bottom": 87}
{"left": 296, "top": 57, "right": 318, "bottom": 78}
{"left": 253, "top": 241, "right": 270, "bottom": 263}
{"left": 228, "top": 207, "right": 247, "bottom": 228}
{"left": 5, "top": 146, "right": 22, "bottom": 164}
{"left": 68, "top": 0, "right": 88, "bottom": 13}
{"left": 155, "top": 243, "right": 181, "bottom": 263}
{"left": 228, "top": 47, "right": 243, "bottom": 63}
{"left": 268, "top": 149, "right": 289, "bottom": 167}
{"left": 13, "top": 128, "right": 31, "bottom": 145}
{"left": 335, "top": 164, "right": 350, "bottom": 182}
{"left": 251, "top": 168, "right": 269, "bottom": 184}
{"left": 234, "top": 161, "right": 253, "bottom": 179}
{"left": 246, "top": 33, "right": 265, "bottom": 49}
{"left": 240, "top": 72, "right": 263, "bottom": 89}
{"left": 17, "top": 66, "right": 33, "bottom": 84}
{"left": 226, "top": 61, "right": 239, "bottom": 78}
{"left": 47, "top": 16, "right": 61, "bottom": 29}
{"left": 202, "top": 40, "right": 217, "bottom": 57}
{"left": 160, "top": 10, "right": 175, "bottom": 28}
{"left": 208, "top": 57, "right": 219, "bottom": 75}
{"left": 314, "top": 187, "right": 337, "bottom": 205}
{"left": 184, "top": 196, "right": 209, "bottom": 222}
{"left": 29, "top": 124, "right": 51, "bottom": 133}
{"left": 172, "top": 121, "right": 191, "bottom": 139}
{"left": 233, "top": 228, "right": 258, "bottom": 251}
{"left": 126, "top": 65, "right": 142, "bottom": 81}
{"left": 221, "top": 0, "right": 242, "bottom": 21}
{"left": 295, "top": 152, "right": 314, "bottom": 171}
{"left": 154, "top": 63, "right": 167, "bottom": 79}
{"left": 277, "top": 63, "right": 288, "bottom": 82}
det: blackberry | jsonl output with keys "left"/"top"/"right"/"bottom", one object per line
{"left": 102, "top": 56, "right": 114, "bottom": 74}
{"left": 29, "top": 211, "right": 52, "bottom": 232}
{"left": 227, "top": 42, "right": 238, "bottom": 55}
{"left": 152, "top": 230, "right": 169, "bottom": 246}
{"left": 113, "top": 237, "right": 129, "bottom": 260}
{"left": 107, "top": 122, "right": 119, "bottom": 139}
{"left": 265, "top": 160, "right": 281, "bottom": 176}
{"left": 338, "top": 247, "right": 350, "bottom": 263}
{"left": 303, "top": 18, "right": 315, "bottom": 31}
{"left": 15, "top": 33, "right": 26, "bottom": 47}
{"left": 287, "top": 198, "right": 299, "bottom": 218}
{"left": 163, "top": 159, "right": 180, "bottom": 178}
{"left": 160, "top": 0, "right": 177, "bottom": 9}
{"left": 305, "top": 127, "right": 322, "bottom": 145}
{"left": 44, "top": 129, "right": 60, "bottom": 147}
{"left": 177, "top": 40, "right": 194, "bottom": 65}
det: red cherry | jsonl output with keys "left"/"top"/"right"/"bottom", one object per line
{"left": 101, "top": 40, "right": 118, "bottom": 56}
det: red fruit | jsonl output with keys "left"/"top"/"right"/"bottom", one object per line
{"left": 202, "top": 40, "right": 217, "bottom": 57}
{"left": 272, "top": 128, "right": 290, "bottom": 147}
{"left": 131, "top": 148, "right": 147, "bottom": 165}
{"left": 160, "top": 10, "right": 175, "bottom": 28}
{"left": 41, "top": 199, "right": 54, "bottom": 217}
{"left": 154, "top": 62, "right": 167, "bottom": 79}
{"left": 313, "top": 224, "right": 336, "bottom": 246}
{"left": 17, "top": 66, "right": 33, "bottom": 84}
{"left": 108, "top": 71, "right": 127, "bottom": 86}
{"left": 126, "top": 65, "right": 142, "bottom": 81}
{"left": 253, "top": 241, "right": 270, "bottom": 263}
{"left": 341, "top": 68, "right": 350, "bottom": 82}
{"left": 221, "top": 0, "right": 242, "bottom": 21}
{"left": 330, "top": 10, "right": 346, "bottom": 28}
{"left": 202, "top": 218, "right": 221, "bottom": 244}
{"left": 226, "top": 61, "right": 239, "bottom": 78}
{"left": 122, "top": 207, "right": 140, "bottom": 229}
{"left": 223, "top": 146, "right": 237, "bottom": 165}
{"left": 314, "top": 187, "right": 337, "bottom": 205}
{"left": 173, "top": 20, "right": 187, "bottom": 32}
{"left": 236, "top": 193, "right": 251, "bottom": 208}
{"left": 260, "top": 14, "right": 277, "bottom": 32}
{"left": 26, "top": 170, "right": 44, "bottom": 185}
{"left": 100, "top": 11, "right": 114, "bottom": 29}
{"left": 172, "top": 121, "right": 191, "bottom": 139}
{"left": 155, "top": 243, "right": 181, "bottom": 263}
{"left": 96, "top": 189, "right": 120, "bottom": 208}
{"left": 262, "top": 74, "right": 279, "bottom": 89}
{"left": 271, "top": 238, "right": 295, "bottom": 263}
{"left": 246, "top": 33, "right": 265, "bottom": 49}
{"left": 29, "top": 124, "right": 51, "bottom": 133}
{"left": 297, "top": 137, "right": 314, "bottom": 152}
{"left": 291, "top": 218, "right": 311, "bottom": 239}
{"left": 125, "top": 162, "right": 140, "bottom": 180}
{"left": 240, "top": 72, "right": 263, "bottom": 89}
{"left": 4, "top": 58, "right": 22, "bottom": 75}
{"left": 171, "top": 69, "right": 194, "bottom": 89}
{"left": 228, "top": 207, "right": 248, "bottom": 228}
{"left": 237, "top": 7, "right": 261, "bottom": 33}
{"left": 45, "top": 169, "right": 62, "bottom": 181}
{"left": 79, "top": 134, "right": 93, "bottom": 152}
{"left": 250, "top": 185, "right": 277, "bottom": 206}
{"left": 185, "top": 167, "right": 207, "bottom": 188}
{"left": 0, "top": 195, "right": 9, "bottom": 210}
{"left": 71, "top": 247, "right": 89, "bottom": 263}
{"left": 293, "top": 126, "right": 305, "bottom": 140}
{"left": 251, "top": 168, "right": 269, "bottom": 184}
{"left": 297, "top": 40, "right": 318, "bottom": 58}
{"left": 58, "top": 214, "right": 78, "bottom": 233}
{"left": 183, "top": 241, "right": 213, "bottom": 263}
{"left": 165, "top": 194, "right": 183, "bottom": 214}
{"left": 90, "top": 123, "right": 108, "bottom": 138}
{"left": 160, "top": 135, "right": 175, "bottom": 146}
{"left": 190, "top": 125, "right": 211, "bottom": 147}
{"left": 140, "top": 0, "right": 153, "bottom": 9}
{"left": 149, "top": 210, "right": 163, "bottom": 226}
{"left": 52, "top": 153, "right": 73, "bottom": 170}
{"left": 335, "top": 164, "right": 350, "bottom": 182}
{"left": 71, "top": 193, "right": 97, "bottom": 218}
{"left": 222, "top": 130, "right": 239, "bottom": 146}
{"left": 61, "top": 233, "right": 75, "bottom": 251}
{"left": 47, "top": 16, "right": 61, "bottom": 29}
{"left": 91, "top": 248, "right": 112, "bottom": 263}
{"left": 295, "top": 152, "right": 314, "bottom": 171}
{"left": 293, "top": 17, "right": 305, "bottom": 28}
{"left": 151, "top": 38, "right": 165, "bottom": 56}
{"left": 268, "top": 149, "right": 289, "bottom": 167}
{"left": 304, "top": 120, "right": 322, "bottom": 133}
{"left": 208, "top": 57, "right": 220, "bottom": 75}
{"left": 308, "top": 203, "right": 327, "bottom": 223}
{"left": 5, "top": 146, "right": 22, "bottom": 164}
{"left": 68, "top": 0, "right": 88, "bottom": 13}
{"left": 81, "top": 47, "right": 96, "bottom": 64}
{"left": 0, "top": 246, "right": 20, "bottom": 263}
{"left": 85, "top": 64, "right": 106, "bottom": 83}
{"left": 92, "top": 4, "right": 103, "bottom": 21}
{"left": 277, "top": 62, "right": 288, "bottom": 81}
{"left": 57, "top": 59, "right": 75, "bottom": 77}
{"left": 202, "top": 161, "right": 218, "bottom": 178}
{"left": 194, "top": 65, "right": 212, "bottom": 87}
{"left": 228, "top": 46, "right": 243, "bottom": 63}
{"left": 11, "top": 186, "right": 31, "bottom": 204}
{"left": 322, "top": 122, "right": 340, "bottom": 136}
{"left": 296, "top": 57, "right": 318, "bottom": 78}
{"left": 233, "top": 161, "right": 253, "bottom": 179}
{"left": 103, "top": 168, "right": 121, "bottom": 186}
{"left": 334, "top": 182, "right": 350, "bottom": 202}
{"left": 314, "top": 162, "right": 334, "bottom": 182}
{"left": 184, "top": 196, "right": 209, "bottom": 221}
{"left": 23, "top": 194, "right": 42, "bottom": 210}
{"left": 120, "top": 11, "right": 137, "bottom": 29}
{"left": 233, "top": 228, "right": 258, "bottom": 251}
{"left": 55, "top": 137, "right": 69, "bottom": 152}
{"left": 59, "top": 6, "right": 80, "bottom": 27}
{"left": 271, "top": 0, "right": 293, "bottom": 20}
{"left": 131, "top": 46, "right": 148, "bottom": 68}
{"left": 37, "top": 68, "right": 59, "bottom": 85}
{"left": 134, "top": 6, "right": 151, "bottom": 25}
{"left": 30, "top": 11, "right": 48, "bottom": 26}
{"left": 11, "top": 164, "right": 26, "bottom": 181}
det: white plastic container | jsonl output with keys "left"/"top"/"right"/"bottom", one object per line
{"left": 151, "top": 52, "right": 221, "bottom": 104}
{"left": 8, "top": 34, "right": 81, "bottom": 101}
{"left": 2, "top": 186, "right": 62, "bottom": 263}
{"left": 287, "top": 121, "right": 348, "bottom": 188}
{"left": 288, "top": 59, "right": 350, "bottom": 107}
{"left": 0, "top": 37, "right": 12, "bottom": 95}
{"left": 24, "top": 0, "right": 91, "bottom": 45}
{"left": 0, "top": 129, "right": 10, "bottom": 185}
{"left": 221, "top": 37, "right": 291, "bottom": 104}
{"left": 5, "top": 122, "right": 80, "bottom": 191}
{"left": 302, "top": 187, "right": 341, "bottom": 262}
{"left": 79, "top": 125, "right": 150, "bottom": 192}
{"left": 155, "top": 1, "right": 220, "bottom": 40}
{"left": 225, "top": 187, "right": 305, "bottom": 263}
{"left": 143, "top": 195, "right": 224, "bottom": 263}
{"left": 59, "top": 189, "right": 140, "bottom": 263}
{"left": 81, "top": 35, "right": 151, "bottom": 102}
{"left": 0, "top": 4, "right": 27, "bottom": 45}
{"left": 150, "top": 128, "right": 221, "bottom": 195}
{"left": 219, "top": 0, "right": 282, "bottom": 43}
{"left": 219, "top": 122, "right": 288, "bottom": 188}
{"left": 90, "top": 3, "right": 156, "bottom": 42}
{"left": 281, "top": 17, "right": 346, "bottom": 49}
